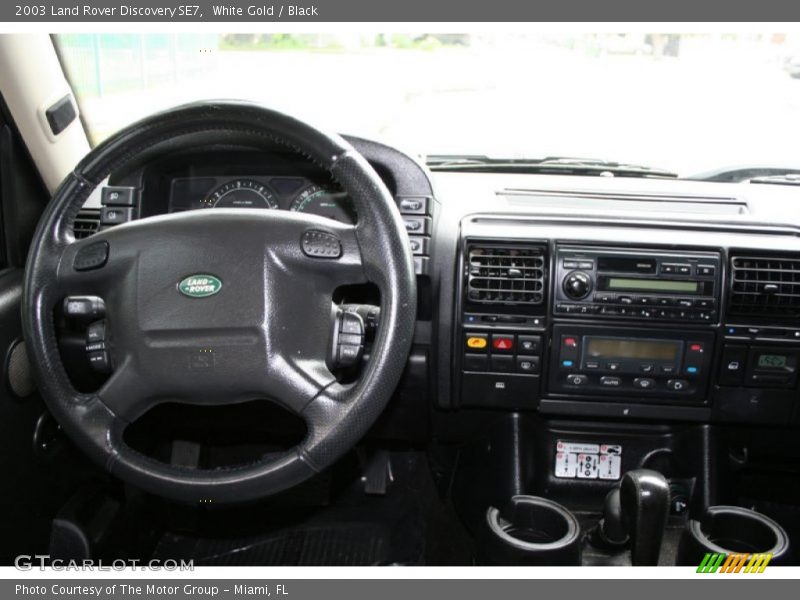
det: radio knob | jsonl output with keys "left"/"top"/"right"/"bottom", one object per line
{"left": 563, "top": 271, "right": 593, "bottom": 300}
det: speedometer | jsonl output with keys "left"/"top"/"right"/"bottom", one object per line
{"left": 289, "top": 184, "right": 355, "bottom": 223}
{"left": 203, "top": 179, "right": 278, "bottom": 209}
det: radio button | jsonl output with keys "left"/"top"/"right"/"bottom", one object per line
{"left": 606, "top": 362, "right": 622, "bottom": 371}
{"left": 677, "top": 298, "right": 694, "bottom": 308}
{"left": 563, "top": 260, "right": 579, "bottom": 268}
{"left": 660, "top": 365, "right": 677, "bottom": 374}
{"left": 594, "top": 293, "right": 615, "bottom": 303}
{"left": 656, "top": 297, "right": 674, "bottom": 306}
{"left": 634, "top": 377, "right": 656, "bottom": 390}
{"left": 640, "top": 363, "right": 655, "bottom": 373}
{"left": 577, "top": 261, "right": 594, "bottom": 270}
{"left": 677, "top": 265, "right": 693, "bottom": 275}
{"left": 618, "top": 296, "right": 634, "bottom": 305}
{"left": 585, "top": 360, "right": 600, "bottom": 370}
{"left": 697, "top": 265, "right": 716, "bottom": 277}
{"left": 566, "top": 374, "right": 589, "bottom": 386}
{"left": 600, "top": 376, "right": 622, "bottom": 387}
{"left": 667, "top": 379, "right": 690, "bottom": 392}
{"left": 637, "top": 296, "right": 653, "bottom": 305}
{"left": 661, "top": 264, "right": 676, "bottom": 274}
{"left": 694, "top": 298, "right": 714, "bottom": 309}
{"left": 516, "top": 355, "right": 540, "bottom": 374}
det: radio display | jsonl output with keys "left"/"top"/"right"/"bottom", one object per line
{"left": 586, "top": 338, "right": 681, "bottom": 361}
{"left": 607, "top": 278, "right": 700, "bottom": 294}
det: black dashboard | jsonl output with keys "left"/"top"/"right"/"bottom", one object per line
{"left": 74, "top": 135, "right": 800, "bottom": 431}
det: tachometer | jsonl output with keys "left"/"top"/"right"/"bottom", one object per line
{"left": 289, "top": 184, "right": 355, "bottom": 223}
{"left": 203, "top": 179, "right": 278, "bottom": 209}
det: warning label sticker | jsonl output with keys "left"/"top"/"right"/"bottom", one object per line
{"left": 555, "top": 440, "right": 622, "bottom": 480}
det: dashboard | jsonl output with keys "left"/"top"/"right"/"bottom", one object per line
{"left": 75, "top": 135, "right": 800, "bottom": 431}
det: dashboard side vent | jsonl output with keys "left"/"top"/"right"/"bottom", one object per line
{"left": 466, "top": 244, "right": 546, "bottom": 306}
{"left": 72, "top": 208, "right": 101, "bottom": 239}
{"left": 729, "top": 255, "right": 800, "bottom": 319}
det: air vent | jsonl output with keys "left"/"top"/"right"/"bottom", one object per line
{"left": 72, "top": 208, "right": 101, "bottom": 239}
{"left": 729, "top": 255, "right": 800, "bottom": 319}
{"left": 466, "top": 244, "right": 546, "bottom": 306}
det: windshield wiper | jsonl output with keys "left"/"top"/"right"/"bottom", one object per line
{"left": 426, "top": 155, "right": 679, "bottom": 179}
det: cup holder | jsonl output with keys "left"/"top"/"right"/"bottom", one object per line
{"left": 480, "top": 495, "right": 582, "bottom": 565}
{"left": 677, "top": 505, "right": 790, "bottom": 566}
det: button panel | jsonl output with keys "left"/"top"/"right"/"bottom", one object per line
{"left": 397, "top": 195, "right": 433, "bottom": 275}
{"left": 549, "top": 324, "right": 714, "bottom": 401}
{"left": 463, "top": 330, "right": 542, "bottom": 376}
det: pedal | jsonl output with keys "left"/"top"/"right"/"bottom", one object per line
{"left": 362, "top": 450, "right": 393, "bottom": 496}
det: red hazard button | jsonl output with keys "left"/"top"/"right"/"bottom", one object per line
{"left": 491, "top": 335, "right": 515, "bottom": 353}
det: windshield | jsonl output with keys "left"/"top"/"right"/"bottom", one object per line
{"left": 55, "top": 32, "right": 800, "bottom": 177}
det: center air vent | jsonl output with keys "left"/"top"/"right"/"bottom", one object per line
{"left": 466, "top": 244, "right": 546, "bottom": 306}
{"left": 72, "top": 208, "right": 101, "bottom": 239}
{"left": 729, "top": 255, "right": 800, "bottom": 319}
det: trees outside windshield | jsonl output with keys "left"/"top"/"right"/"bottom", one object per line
{"left": 55, "top": 33, "right": 800, "bottom": 176}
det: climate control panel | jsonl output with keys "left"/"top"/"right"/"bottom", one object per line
{"left": 548, "top": 324, "right": 715, "bottom": 402}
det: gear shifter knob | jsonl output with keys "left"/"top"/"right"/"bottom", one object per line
{"left": 620, "top": 469, "right": 670, "bottom": 566}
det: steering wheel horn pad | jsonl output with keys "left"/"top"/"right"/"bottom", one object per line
{"left": 22, "top": 102, "right": 417, "bottom": 503}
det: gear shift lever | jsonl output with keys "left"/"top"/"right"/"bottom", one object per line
{"left": 619, "top": 469, "right": 670, "bottom": 566}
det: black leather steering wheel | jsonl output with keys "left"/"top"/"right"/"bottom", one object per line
{"left": 22, "top": 102, "right": 417, "bottom": 503}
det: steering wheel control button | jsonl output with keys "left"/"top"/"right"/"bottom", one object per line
{"left": 100, "top": 206, "right": 133, "bottom": 226}
{"left": 465, "top": 333, "right": 488, "bottom": 352}
{"left": 341, "top": 311, "right": 365, "bottom": 335}
{"left": 491, "top": 335, "right": 514, "bottom": 353}
{"left": 86, "top": 320, "right": 106, "bottom": 344}
{"left": 73, "top": 240, "right": 109, "bottom": 271}
{"left": 334, "top": 308, "right": 365, "bottom": 368}
{"left": 63, "top": 296, "right": 105, "bottom": 320}
{"left": 87, "top": 351, "right": 111, "bottom": 373}
{"left": 337, "top": 344, "right": 362, "bottom": 367}
{"left": 101, "top": 186, "right": 136, "bottom": 206}
{"left": 301, "top": 230, "right": 342, "bottom": 259}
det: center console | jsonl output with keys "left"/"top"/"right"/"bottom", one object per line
{"left": 453, "top": 231, "right": 800, "bottom": 427}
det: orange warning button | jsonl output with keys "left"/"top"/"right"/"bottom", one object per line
{"left": 466, "top": 335, "right": 488, "bottom": 350}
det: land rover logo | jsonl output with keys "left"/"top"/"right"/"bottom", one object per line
{"left": 178, "top": 274, "right": 222, "bottom": 298}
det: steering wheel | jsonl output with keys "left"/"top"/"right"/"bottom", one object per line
{"left": 22, "top": 102, "right": 417, "bottom": 503}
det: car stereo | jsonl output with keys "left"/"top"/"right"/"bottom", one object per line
{"left": 554, "top": 246, "right": 721, "bottom": 323}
